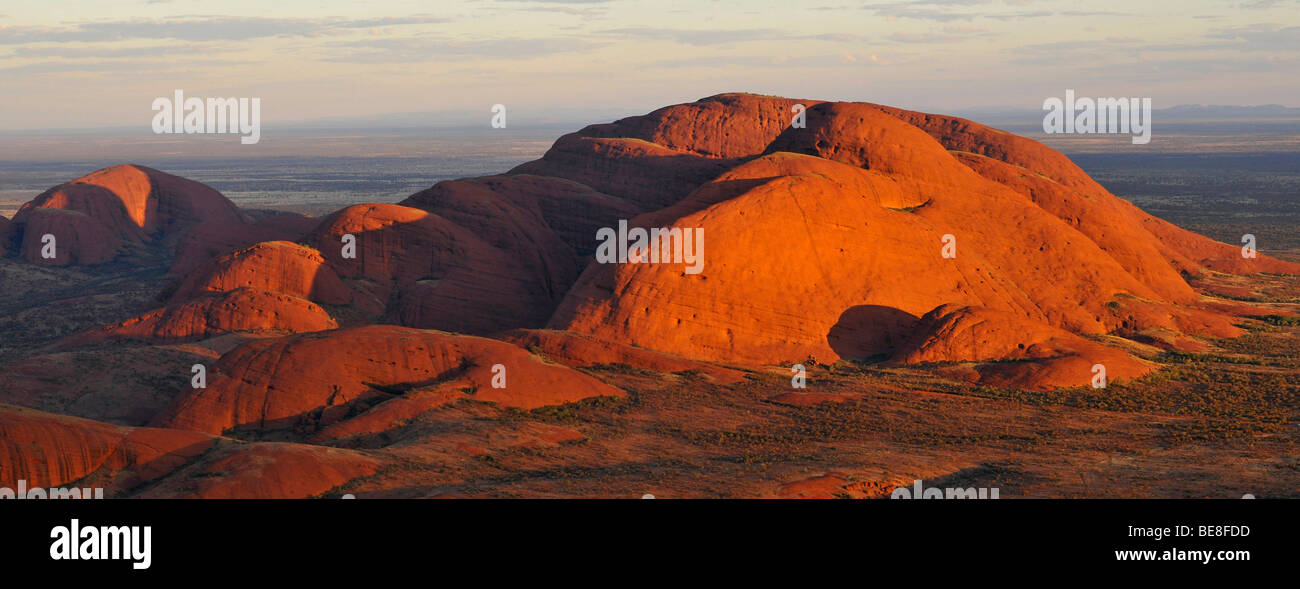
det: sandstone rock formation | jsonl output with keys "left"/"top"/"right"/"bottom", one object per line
{"left": 16, "top": 208, "right": 119, "bottom": 265}
{"left": 8, "top": 164, "right": 246, "bottom": 265}
{"left": 169, "top": 212, "right": 317, "bottom": 276}
{"left": 510, "top": 94, "right": 817, "bottom": 210}
{"left": 307, "top": 203, "right": 573, "bottom": 334}
{"left": 400, "top": 174, "right": 638, "bottom": 256}
{"left": 154, "top": 325, "right": 624, "bottom": 436}
{"left": 0, "top": 405, "right": 378, "bottom": 498}
{"left": 3, "top": 93, "right": 1299, "bottom": 500}
{"left": 170, "top": 241, "right": 353, "bottom": 305}
{"left": 878, "top": 106, "right": 1300, "bottom": 278}
{"left": 70, "top": 288, "right": 338, "bottom": 344}
{"left": 10, "top": 94, "right": 1298, "bottom": 401}
{"left": 137, "top": 442, "right": 381, "bottom": 499}
{"left": 0, "top": 404, "right": 214, "bottom": 490}
{"left": 892, "top": 304, "right": 1154, "bottom": 389}
{"left": 538, "top": 93, "right": 1297, "bottom": 385}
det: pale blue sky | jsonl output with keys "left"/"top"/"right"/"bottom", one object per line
{"left": 0, "top": 0, "right": 1296, "bottom": 129}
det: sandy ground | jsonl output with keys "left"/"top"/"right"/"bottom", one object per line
{"left": 1, "top": 254, "right": 1296, "bottom": 498}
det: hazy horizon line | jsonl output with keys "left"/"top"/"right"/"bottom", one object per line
{"left": 3, "top": 101, "right": 1298, "bottom": 136}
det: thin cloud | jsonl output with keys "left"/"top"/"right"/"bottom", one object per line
{"left": 864, "top": 2, "right": 1131, "bottom": 22}
{"left": 0, "top": 58, "right": 257, "bottom": 75}
{"left": 863, "top": 0, "right": 992, "bottom": 22}
{"left": 494, "top": 0, "right": 614, "bottom": 16}
{"left": 321, "top": 36, "right": 607, "bottom": 63}
{"left": 640, "top": 54, "right": 871, "bottom": 69}
{"left": 0, "top": 15, "right": 449, "bottom": 44}
{"left": 1207, "top": 24, "right": 1300, "bottom": 52}
{"left": 889, "top": 26, "right": 996, "bottom": 43}
{"left": 9, "top": 43, "right": 225, "bottom": 59}
{"left": 1239, "top": 0, "right": 1296, "bottom": 8}
{"left": 594, "top": 27, "right": 863, "bottom": 46}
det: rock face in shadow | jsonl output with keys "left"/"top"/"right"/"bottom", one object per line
{"left": 169, "top": 213, "right": 318, "bottom": 276}
{"left": 16, "top": 208, "right": 120, "bottom": 265}
{"left": 827, "top": 305, "right": 923, "bottom": 361}
{"left": 0, "top": 215, "right": 11, "bottom": 251}
{"left": 400, "top": 174, "right": 639, "bottom": 257}
{"left": 307, "top": 203, "right": 573, "bottom": 334}
{"left": 154, "top": 325, "right": 624, "bottom": 436}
